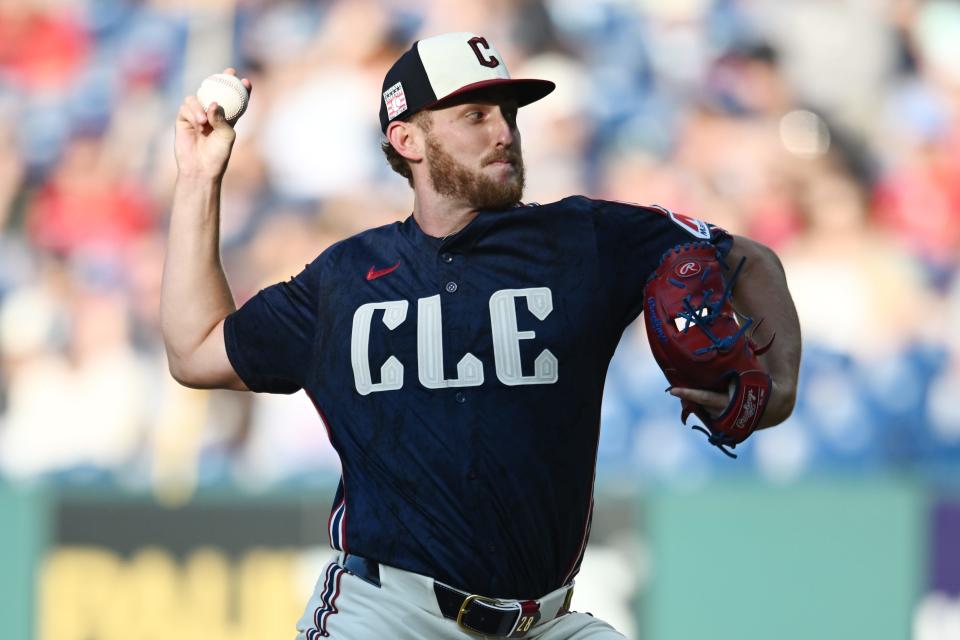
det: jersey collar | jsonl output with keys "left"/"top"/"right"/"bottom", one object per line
{"left": 401, "top": 204, "right": 524, "bottom": 253}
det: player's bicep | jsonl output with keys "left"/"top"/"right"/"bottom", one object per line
{"left": 169, "top": 318, "right": 249, "bottom": 391}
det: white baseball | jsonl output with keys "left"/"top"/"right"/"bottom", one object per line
{"left": 196, "top": 73, "right": 248, "bottom": 122}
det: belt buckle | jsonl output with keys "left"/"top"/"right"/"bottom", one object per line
{"left": 456, "top": 593, "right": 502, "bottom": 635}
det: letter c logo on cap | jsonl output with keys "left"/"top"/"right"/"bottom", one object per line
{"left": 468, "top": 36, "right": 500, "bottom": 69}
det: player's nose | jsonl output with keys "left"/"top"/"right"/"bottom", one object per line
{"left": 490, "top": 107, "right": 516, "bottom": 147}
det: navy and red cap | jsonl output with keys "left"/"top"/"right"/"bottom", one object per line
{"left": 379, "top": 32, "right": 556, "bottom": 133}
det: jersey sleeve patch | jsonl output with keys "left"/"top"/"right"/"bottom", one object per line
{"left": 651, "top": 204, "right": 712, "bottom": 240}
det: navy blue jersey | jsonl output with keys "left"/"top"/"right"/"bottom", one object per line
{"left": 224, "top": 195, "right": 730, "bottom": 598}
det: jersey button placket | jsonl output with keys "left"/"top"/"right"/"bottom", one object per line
{"left": 439, "top": 248, "right": 458, "bottom": 294}
{"left": 437, "top": 244, "right": 469, "bottom": 408}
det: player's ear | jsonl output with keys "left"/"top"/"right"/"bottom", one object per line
{"left": 386, "top": 120, "right": 425, "bottom": 162}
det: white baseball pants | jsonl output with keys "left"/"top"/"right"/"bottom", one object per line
{"left": 295, "top": 553, "right": 627, "bottom": 639}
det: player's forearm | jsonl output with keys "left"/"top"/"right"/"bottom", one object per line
{"left": 727, "top": 235, "right": 801, "bottom": 428}
{"left": 160, "top": 176, "right": 236, "bottom": 374}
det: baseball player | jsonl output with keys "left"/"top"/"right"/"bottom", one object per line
{"left": 162, "top": 32, "right": 801, "bottom": 639}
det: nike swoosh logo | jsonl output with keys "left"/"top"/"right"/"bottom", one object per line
{"left": 366, "top": 261, "right": 400, "bottom": 281}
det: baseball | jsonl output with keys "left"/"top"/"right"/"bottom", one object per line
{"left": 196, "top": 73, "right": 248, "bottom": 122}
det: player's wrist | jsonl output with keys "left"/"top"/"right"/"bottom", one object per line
{"left": 175, "top": 170, "right": 226, "bottom": 186}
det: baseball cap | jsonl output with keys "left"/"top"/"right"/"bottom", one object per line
{"left": 379, "top": 32, "right": 555, "bottom": 133}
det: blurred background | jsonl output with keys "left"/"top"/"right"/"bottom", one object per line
{"left": 1, "top": 0, "right": 959, "bottom": 638}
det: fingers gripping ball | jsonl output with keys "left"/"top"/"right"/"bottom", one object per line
{"left": 196, "top": 73, "right": 248, "bottom": 122}
{"left": 644, "top": 242, "right": 774, "bottom": 457}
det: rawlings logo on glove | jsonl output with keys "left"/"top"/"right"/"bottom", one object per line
{"left": 643, "top": 242, "right": 773, "bottom": 458}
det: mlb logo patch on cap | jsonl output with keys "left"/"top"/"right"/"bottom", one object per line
{"left": 383, "top": 82, "right": 407, "bottom": 120}
{"left": 378, "top": 32, "right": 555, "bottom": 132}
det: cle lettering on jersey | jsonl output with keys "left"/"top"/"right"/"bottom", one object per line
{"left": 350, "top": 287, "right": 558, "bottom": 395}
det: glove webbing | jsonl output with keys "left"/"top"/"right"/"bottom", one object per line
{"left": 673, "top": 254, "right": 753, "bottom": 356}
{"left": 664, "top": 246, "right": 765, "bottom": 458}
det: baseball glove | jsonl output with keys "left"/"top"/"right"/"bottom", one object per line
{"left": 643, "top": 241, "right": 773, "bottom": 458}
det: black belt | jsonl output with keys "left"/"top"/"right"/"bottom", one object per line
{"left": 343, "top": 553, "right": 382, "bottom": 587}
{"left": 341, "top": 554, "right": 565, "bottom": 638}
{"left": 433, "top": 581, "right": 539, "bottom": 637}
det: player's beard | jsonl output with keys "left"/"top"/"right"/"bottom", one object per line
{"left": 425, "top": 135, "right": 525, "bottom": 211}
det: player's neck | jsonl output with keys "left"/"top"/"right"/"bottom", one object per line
{"left": 411, "top": 192, "right": 479, "bottom": 239}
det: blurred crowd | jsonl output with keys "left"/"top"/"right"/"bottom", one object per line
{"left": 0, "top": 0, "right": 959, "bottom": 494}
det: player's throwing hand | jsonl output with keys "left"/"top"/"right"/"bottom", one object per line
{"left": 174, "top": 68, "right": 252, "bottom": 180}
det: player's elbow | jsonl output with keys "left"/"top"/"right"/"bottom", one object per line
{"left": 161, "top": 330, "right": 204, "bottom": 386}
{"left": 164, "top": 347, "right": 210, "bottom": 389}
{"left": 166, "top": 352, "right": 202, "bottom": 389}
{"left": 162, "top": 319, "right": 246, "bottom": 390}
{"left": 167, "top": 346, "right": 249, "bottom": 391}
